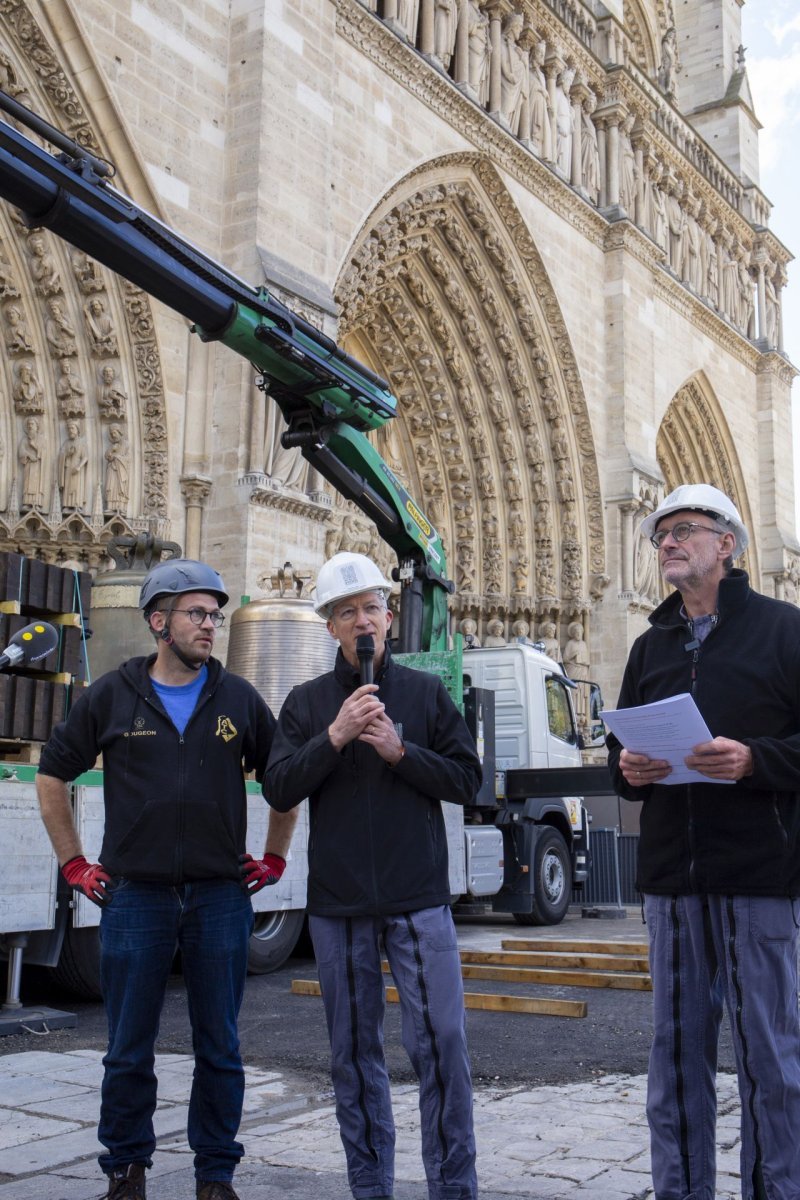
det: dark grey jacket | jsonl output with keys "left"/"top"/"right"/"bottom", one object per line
{"left": 39, "top": 655, "right": 275, "bottom": 883}
{"left": 265, "top": 646, "right": 481, "bottom": 916}
{"left": 607, "top": 571, "right": 800, "bottom": 896}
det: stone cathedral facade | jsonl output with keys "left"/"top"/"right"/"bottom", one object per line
{"left": 0, "top": 0, "right": 795, "bottom": 700}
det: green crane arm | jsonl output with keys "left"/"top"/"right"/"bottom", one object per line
{"left": 0, "top": 90, "right": 453, "bottom": 650}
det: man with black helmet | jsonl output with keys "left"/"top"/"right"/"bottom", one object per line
{"left": 607, "top": 484, "right": 800, "bottom": 1200}
{"left": 36, "top": 558, "right": 297, "bottom": 1200}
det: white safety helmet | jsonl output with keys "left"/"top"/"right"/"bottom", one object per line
{"left": 314, "top": 552, "right": 393, "bottom": 618}
{"left": 639, "top": 484, "right": 749, "bottom": 558}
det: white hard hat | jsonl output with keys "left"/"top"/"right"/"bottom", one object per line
{"left": 639, "top": 484, "right": 749, "bottom": 558}
{"left": 314, "top": 552, "right": 393, "bottom": 617}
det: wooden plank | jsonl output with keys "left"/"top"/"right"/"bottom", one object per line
{"left": 290, "top": 979, "right": 587, "bottom": 1018}
{"left": 460, "top": 949, "right": 650, "bottom": 973}
{"left": 459, "top": 963, "right": 651, "bottom": 990}
{"left": 49, "top": 612, "right": 83, "bottom": 627}
{"left": 0, "top": 601, "right": 20, "bottom": 615}
{"left": 502, "top": 937, "right": 649, "bottom": 956}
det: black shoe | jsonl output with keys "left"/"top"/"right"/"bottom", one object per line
{"left": 106, "top": 1164, "right": 147, "bottom": 1200}
{"left": 196, "top": 1182, "right": 240, "bottom": 1200}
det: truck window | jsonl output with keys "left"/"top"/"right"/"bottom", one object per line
{"left": 545, "top": 676, "right": 577, "bottom": 745}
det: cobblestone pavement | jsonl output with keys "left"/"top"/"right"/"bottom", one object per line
{"left": 0, "top": 1048, "right": 743, "bottom": 1200}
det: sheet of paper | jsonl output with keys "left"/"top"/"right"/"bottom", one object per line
{"left": 601, "top": 692, "right": 734, "bottom": 785}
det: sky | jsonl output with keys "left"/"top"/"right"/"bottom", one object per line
{"left": 740, "top": 2, "right": 800, "bottom": 531}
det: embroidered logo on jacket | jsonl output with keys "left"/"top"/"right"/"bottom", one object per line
{"left": 216, "top": 716, "right": 238, "bottom": 742}
{"left": 124, "top": 715, "right": 156, "bottom": 738}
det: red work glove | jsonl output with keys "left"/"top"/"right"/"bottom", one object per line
{"left": 61, "top": 855, "right": 113, "bottom": 906}
{"left": 238, "top": 852, "right": 286, "bottom": 895}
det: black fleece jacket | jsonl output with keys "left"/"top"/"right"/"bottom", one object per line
{"left": 265, "top": 646, "right": 481, "bottom": 916}
{"left": 607, "top": 571, "right": 800, "bottom": 896}
{"left": 38, "top": 655, "right": 275, "bottom": 883}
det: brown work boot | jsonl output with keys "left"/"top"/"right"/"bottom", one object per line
{"left": 106, "top": 1163, "right": 147, "bottom": 1199}
{"left": 196, "top": 1182, "right": 240, "bottom": 1200}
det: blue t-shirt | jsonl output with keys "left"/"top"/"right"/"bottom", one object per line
{"left": 151, "top": 665, "right": 208, "bottom": 735}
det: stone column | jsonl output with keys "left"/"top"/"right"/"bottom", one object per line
{"left": 487, "top": 5, "right": 506, "bottom": 118}
{"left": 419, "top": 0, "right": 435, "bottom": 55}
{"left": 606, "top": 116, "right": 620, "bottom": 207}
{"left": 383, "top": 0, "right": 399, "bottom": 20}
{"left": 249, "top": 384, "right": 267, "bottom": 474}
{"left": 619, "top": 502, "right": 636, "bottom": 594}
{"left": 180, "top": 474, "right": 212, "bottom": 560}
{"left": 632, "top": 125, "right": 646, "bottom": 227}
{"left": 596, "top": 119, "right": 608, "bottom": 208}
{"left": 454, "top": 0, "right": 470, "bottom": 86}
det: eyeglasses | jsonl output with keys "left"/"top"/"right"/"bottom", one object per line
{"left": 331, "top": 601, "right": 387, "bottom": 624}
{"left": 650, "top": 522, "right": 725, "bottom": 550}
{"left": 165, "top": 606, "right": 225, "bottom": 627}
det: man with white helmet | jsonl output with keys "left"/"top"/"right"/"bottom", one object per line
{"left": 36, "top": 557, "right": 297, "bottom": 1200}
{"left": 607, "top": 484, "right": 800, "bottom": 1200}
{"left": 266, "top": 551, "right": 481, "bottom": 1200}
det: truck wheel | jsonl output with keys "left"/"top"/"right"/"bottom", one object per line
{"left": 247, "top": 909, "right": 305, "bottom": 974}
{"left": 514, "top": 828, "right": 572, "bottom": 927}
{"left": 50, "top": 926, "right": 102, "bottom": 1001}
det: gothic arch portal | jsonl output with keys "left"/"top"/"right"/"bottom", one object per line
{"left": 0, "top": 2, "right": 169, "bottom": 570}
{"left": 656, "top": 371, "right": 756, "bottom": 581}
{"left": 334, "top": 154, "right": 607, "bottom": 644}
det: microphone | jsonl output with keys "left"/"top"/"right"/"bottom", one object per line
{"left": 356, "top": 633, "right": 375, "bottom": 686}
{"left": 0, "top": 620, "right": 60, "bottom": 671}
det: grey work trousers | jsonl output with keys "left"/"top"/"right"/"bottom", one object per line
{"left": 309, "top": 906, "right": 477, "bottom": 1200}
{"left": 644, "top": 893, "right": 800, "bottom": 1200}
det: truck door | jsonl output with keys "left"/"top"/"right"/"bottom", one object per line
{"left": 543, "top": 673, "right": 581, "bottom": 767}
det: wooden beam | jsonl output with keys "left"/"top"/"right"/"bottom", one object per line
{"left": 502, "top": 937, "right": 649, "bottom": 956}
{"left": 459, "top": 963, "right": 651, "bottom": 990}
{"left": 290, "top": 979, "right": 587, "bottom": 1018}
{"left": 461, "top": 949, "right": 650, "bottom": 973}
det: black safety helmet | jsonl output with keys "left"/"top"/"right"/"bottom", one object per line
{"left": 139, "top": 559, "right": 229, "bottom": 620}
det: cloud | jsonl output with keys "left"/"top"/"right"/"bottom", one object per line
{"left": 765, "top": 13, "right": 800, "bottom": 46}
{"left": 746, "top": 49, "right": 800, "bottom": 172}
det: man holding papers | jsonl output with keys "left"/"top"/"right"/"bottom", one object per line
{"left": 607, "top": 483, "right": 800, "bottom": 1200}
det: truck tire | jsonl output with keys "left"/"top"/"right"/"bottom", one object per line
{"left": 513, "top": 828, "right": 572, "bottom": 926}
{"left": 247, "top": 909, "right": 305, "bottom": 974}
{"left": 50, "top": 926, "right": 102, "bottom": 1000}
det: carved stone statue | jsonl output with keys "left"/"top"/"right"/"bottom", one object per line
{"left": 555, "top": 66, "right": 575, "bottom": 177}
{"left": 538, "top": 620, "right": 561, "bottom": 661}
{"left": 648, "top": 168, "right": 669, "bottom": 254}
{"left": 58, "top": 420, "right": 89, "bottom": 510}
{"left": 4, "top": 303, "right": 33, "bottom": 354}
{"left": 529, "top": 41, "right": 551, "bottom": 157}
{"left": 434, "top": 0, "right": 458, "bottom": 69}
{"left": 581, "top": 92, "right": 600, "bottom": 204}
{"left": 397, "top": 0, "right": 420, "bottom": 43}
{"left": 83, "top": 296, "right": 118, "bottom": 356}
{"left": 28, "top": 234, "right": 62, "bottom": 296}
{"left": 736, "top": 247, "right": 755, "bottom": 337}
{"left": 56, "top": 359, "right": 86, "bottom": 419}
{"left": 684, "top": 201, "right": 704, "bottom": 293}
{"left": 563, "top": 621, "right": 589, "bottom": 681}
{"left": 499, "top": 13, "right": 528, "bottom": 136}
{"left": 12, "top": 361, "right": 44, "bottom": 415}
{"left": 18, "top": 416, "right": 45, "bottom": 510}
{"left": 467, "top": 0, "right": 490, "bottom": 106}
{"left": 98, "top": 364, "right": 129, "bottom": 421}
{"left": 0, "top": 239, "right": 19, "bottom": 299}
{"left": 44, "top": 298, "right": 78, "bottom": 358}
{"left": 619, "top": 113, "right": 637, "bottom": 215}
{"left": 484, "top": 618, "right": 506, "bottom": 646}
{"left": 104, "top": 423, "right": 130, "bottom": 511}
{"left": 665, "top": 179, "right": 686, "bottom": 276}
{"left": 719, "top": 234, "right": 739, "bottom": 322}
{"left": 71, "top": 250, "right": 104, "bottom": 293}
{"left": 658, "top": 26, "right": 679, "bottom": 99}
{"left": 511, "top": 619, "right": 530, "bottom": 641}
{"left": 459, "top": 617, "right": 481, "bottom": 647}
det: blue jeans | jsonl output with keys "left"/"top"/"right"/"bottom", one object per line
{"left": 98, "top": 879, "right": 253, "bottom": 1182}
